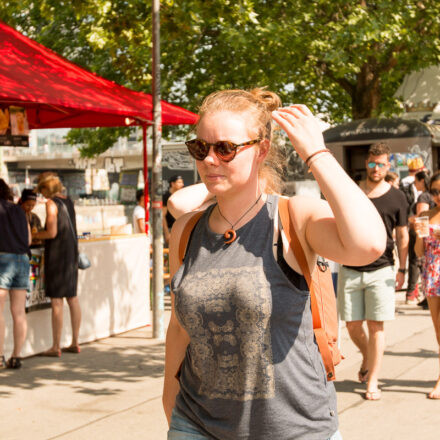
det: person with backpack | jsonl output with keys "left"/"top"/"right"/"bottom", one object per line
{"left": 338, "top": 143, "right": 409, "bottom": 401}
{"left": 162, "top": 88, "right": 386, "bottom": 440}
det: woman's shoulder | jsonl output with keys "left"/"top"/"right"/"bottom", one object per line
{"left": 172, "top": 210, "right": 205, "bottom": 239}
{"left": 417, "top": 191, "right": 432, "bottom": 203}
{"left": 168, "top": 210, "right": 206, "bottom": 272}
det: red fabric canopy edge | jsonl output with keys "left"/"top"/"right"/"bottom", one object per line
{"left": 0, "top": 21, "right": 198, "bottom": 128}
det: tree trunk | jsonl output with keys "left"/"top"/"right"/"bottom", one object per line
{"left": 351, "top": 62, "right": 381, "bottom": 120}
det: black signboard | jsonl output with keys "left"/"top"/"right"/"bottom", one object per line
{"left": 324, "top": 118, "right": 431, "bottom": 144}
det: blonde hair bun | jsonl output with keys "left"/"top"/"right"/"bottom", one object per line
{"left": 249, "top": 88, "right": 281, "bottom": 113}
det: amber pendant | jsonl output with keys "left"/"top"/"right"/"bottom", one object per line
{"left": 223, "top": 229, "right": 237, "bottom": 244}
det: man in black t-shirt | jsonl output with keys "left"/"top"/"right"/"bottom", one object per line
{"left": 337, "top": 142, "right": 409, "bottom": 401}
{"left": 162, "top": 175, "right": 184, "bottom": 245}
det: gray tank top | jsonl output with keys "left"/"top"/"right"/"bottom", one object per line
{"left": 171, "top": 194, "right": 338, "bottom": 440}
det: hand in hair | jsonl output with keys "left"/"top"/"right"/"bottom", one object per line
{"left": 271, "top": 105, "right": 326, "bottom": 163}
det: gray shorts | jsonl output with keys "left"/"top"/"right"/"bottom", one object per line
{"left": 337, "top": 265, "right": 395, "bottom": 322}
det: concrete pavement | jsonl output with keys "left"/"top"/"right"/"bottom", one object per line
{"left": 1, "top": 293, "right": 439, "bottom": 440}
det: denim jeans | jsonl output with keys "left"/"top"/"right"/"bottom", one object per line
{"left": 0, "top": 253, "right": 29, "bottom": 290}
{"left": 168, "top": 407, "right": 343, "bottom": 440}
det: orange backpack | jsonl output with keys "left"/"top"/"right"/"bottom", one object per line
{"left": 178, "top": 197, "right": 342, "bottom": 381}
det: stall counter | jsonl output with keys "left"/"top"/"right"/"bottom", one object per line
{"left": 3, "top": 234, "right": 151, "bottom": 358}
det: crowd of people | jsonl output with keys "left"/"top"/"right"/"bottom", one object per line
{"left": 0, "top": 172, "right": 81, "bottom": 369}
{"left": 1, "top": 87, "right": 439, "bottom": 438}
{"left": 1, "top": 169, "right": 186, "bottom": 370}
{"left": 162, "top": 87, "right": 440, "bottom": 439}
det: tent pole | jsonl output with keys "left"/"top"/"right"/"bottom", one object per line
{"left": 142, "top": 124, "right": 149, "bottom": 235}
{"left": 151, "top": 0, "right": 164, "bottom": 340}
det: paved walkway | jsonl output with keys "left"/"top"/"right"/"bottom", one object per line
{"left": 1, "top": 293, "right": 439, "bottom": 440}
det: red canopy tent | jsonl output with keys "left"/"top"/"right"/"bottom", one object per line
{"left": 0, "top": 20, "right": 197, "bottom": 128}
{"left": 0, "top": 21, "right": 198, "bottom": 233}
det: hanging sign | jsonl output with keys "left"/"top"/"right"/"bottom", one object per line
{"left": 0, "top": 106, "right": 30, "bottom": 147}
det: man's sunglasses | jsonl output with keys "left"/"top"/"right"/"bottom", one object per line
{"left": 430, "top": 188, "right": 440, "bottom": 197}
{"left": 367, "top": 162, "right": 387, "bottom": 169}
{"left": 185, "top": 138, "right": 261, "bottom": 162}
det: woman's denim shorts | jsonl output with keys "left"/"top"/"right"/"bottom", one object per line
{"left": 0, "top": 253, "right": 30, "bottom": 290}
{"left": 168, "top": 407, "right": 343, "bottom": 440}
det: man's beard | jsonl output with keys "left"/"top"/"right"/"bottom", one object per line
{"left": 366, "top": 172, "right": 384, "bottom": 183}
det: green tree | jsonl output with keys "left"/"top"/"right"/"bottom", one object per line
{"left": 2, "top": 0, "right": 440, "bottom": 155}
{"left": 159, "top": 0, "right": 440, "bottom": 120}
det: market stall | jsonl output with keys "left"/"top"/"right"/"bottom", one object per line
{"left": 3, "top": 234, "right": 149, "bottom": 357}
{"left": 0, "top": 20, "right": 197, "bottom": 356}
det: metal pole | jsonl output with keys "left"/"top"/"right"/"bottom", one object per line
{"left": 142, "top": 124, "right": 149, "bottom": 235}
{"left": 151, "top": 0, "right": 164, "bottom": 339}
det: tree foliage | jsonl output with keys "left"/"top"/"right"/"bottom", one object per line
{"left": 65, "top": 127, "right": 132, "bottom": 158}
{"left": 1, "top": 0, "right": 440, "bottom": 155}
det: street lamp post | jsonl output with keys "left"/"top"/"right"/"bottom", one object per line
{"left": 151, "top": 0, "right": 165, "bottom": 339}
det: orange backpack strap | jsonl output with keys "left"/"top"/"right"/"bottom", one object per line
{"left": 278, "top": 197, "right": 335, "bottom": 380}
{"left": 178, "top": 211, "right": 205, "bottom": 264}
{"left": 174, "top": 210, "right": 204, "bottom": 382}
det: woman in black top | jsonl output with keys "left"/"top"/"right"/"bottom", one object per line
{"left": 415, "top": 170, "right": 436, "bottom": 214}
{"left": 34, "top": 173, "right": 81, "bottom": 357}
{"left": 0, "top": 179, "right": 31, "bottom": 369}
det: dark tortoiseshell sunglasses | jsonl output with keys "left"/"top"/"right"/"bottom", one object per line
{"left": 185, "top": 138, "right": 261, "bottom": 162}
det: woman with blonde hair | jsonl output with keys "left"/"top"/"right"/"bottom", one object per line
{"left": 34, "top": 172, "right": 81, "bottom": 356}
{"left": 163, "top": 88, "right": 386, "bottom": 439}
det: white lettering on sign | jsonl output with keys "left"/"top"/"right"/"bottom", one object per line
{"left": 73, "top": 158, "right": 97, "bottom": 169}
{"left": 103, "top": 157, "right": 124, "bottom": 173}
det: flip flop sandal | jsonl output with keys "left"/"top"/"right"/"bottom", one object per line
{"left": 365, "top": 390, "right": 381, "bottom": 401}
{"left": 0, "top": 355, "right": 6, "bottom": 369}
{"left": 61, "top": 345, "right": 81, "bottom": 353}
{"left": 358, "top": 369, "right": 369, "bottom": 384}
{"left": 6, "top": 357, "right": 22, "bottom": 369}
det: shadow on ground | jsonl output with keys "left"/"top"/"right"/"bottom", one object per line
{"left": 0, "top": 337, "right": 165, "bottom": 397}
{"left": 383, "top": 348, "right": 437, "bottom": 359}
{"left": 335, "top": 377, "right": 436, "bottom": 398}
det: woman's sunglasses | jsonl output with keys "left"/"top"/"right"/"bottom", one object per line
{"left": 430, "top": 188, "right": 440, "bottom": 197}
{"left": 185, "top": 138, "right": 261, "bottom": 162}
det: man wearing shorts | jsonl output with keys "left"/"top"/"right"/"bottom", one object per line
{"left": 337, "top": 142, "right": 409, "bottom": 400}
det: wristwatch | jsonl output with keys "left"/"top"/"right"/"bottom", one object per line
{"left": 398, "top": 268, "right": 406, "bottom": 274}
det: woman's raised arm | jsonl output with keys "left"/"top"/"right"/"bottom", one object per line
{"left": 167, "top": 183, "right": 214, "bottom": 220}
{"left": 272, "top": 105, "right": 386, "bottom": 267}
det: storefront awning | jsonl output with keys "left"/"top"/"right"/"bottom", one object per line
{"left": 0, "top": 21, "right": 198, "bottom": 129}
{"left": 323, "top": 118, "right": 432, "bottom": 144}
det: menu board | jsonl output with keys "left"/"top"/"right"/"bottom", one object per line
{"left": 0, "top": 106, "right": 30, "bottom": 147}
{"left": 119, "top": 171, "right": 138, "bottom": 203}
